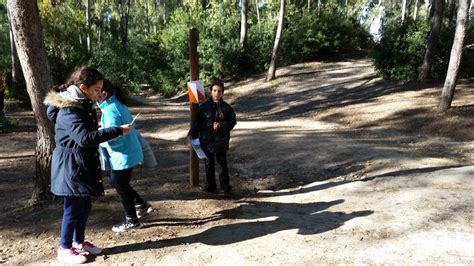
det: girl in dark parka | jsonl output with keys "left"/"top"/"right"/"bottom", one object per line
{"left": 44, "top": 66, "right": 132, "bottom": 264}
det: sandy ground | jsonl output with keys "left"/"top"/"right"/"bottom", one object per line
{"left": 0, "top": 58, "right": 473, "bottom": 265}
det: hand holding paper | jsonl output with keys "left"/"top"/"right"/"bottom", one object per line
{"left": 120, "top": 124, "right": 132, "bottom": 135}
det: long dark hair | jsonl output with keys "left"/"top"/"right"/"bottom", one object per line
{"left": 101, "top": 79, "right": 129, "bottom": 106}
{"left": 53, "top": 66, "right": 103, "bottom": 92}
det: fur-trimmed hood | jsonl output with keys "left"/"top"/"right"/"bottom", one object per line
{"left": 43, "top": 85, "right": 86, "bottom": 109}
{"left": 45, "top": 85, "right": 92, "bottom": 123}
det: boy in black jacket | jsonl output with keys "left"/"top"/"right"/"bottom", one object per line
{"left": 188, "top": 81, "right": 237, "bottom": 197}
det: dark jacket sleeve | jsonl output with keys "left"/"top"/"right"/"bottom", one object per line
{"left": 63, "top": 108, "right": 123, "bottom": 147}
{"left": 218, "top": 105, "right": 236, "bottom": 133}
{"left": 188, "top": 106, "right": 204, "bottom": 138}
{"left": 46, "top": 105, "right": 59, "bottom": 123}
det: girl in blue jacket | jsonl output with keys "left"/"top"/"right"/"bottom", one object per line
{"left": 99, "top": 80, "right": 153, "bottom": 233}
{"left": 44, "top": 67, "right": 132, "bottom": 264}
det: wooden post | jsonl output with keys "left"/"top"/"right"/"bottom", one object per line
{"left": 189, "top": 28, "right": 199, "bottom": 186}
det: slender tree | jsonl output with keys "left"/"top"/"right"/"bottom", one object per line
{"left": 255, "top": 0, "right": 260, "bottom": 22}
{"left": 6, "top": 6, "right": 20, "bottom": 99}
{"left": 418, "top": 0, "right": 444, "bottom": 81}
{"left": 7, "top": 0, "right": 55, "bottom": 203}
{"left": 0, "top": 72, "right": 4, "bottom": 117}
{"left": 266, "top": 0, "right": 285, "bottom": 81}
{"left": 401, "top": 0, "right": 407, "bottom": 22}
{"left": 119, "top": 0, "right": 131, "bottom": 45}
{"left": 86, "top": 0, "right": 91, "bottom": 54}
{"left": 413, "top": 0, "right": 419, "bottom": 20}
{"left": 240, "top": 0, "right": 248, "bottom": 50}
{"left": 439, "top": 0, "right": 472, "bottom": 112}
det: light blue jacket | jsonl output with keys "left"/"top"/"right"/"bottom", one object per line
{"left": 99, "top": 95, "right": 143, "bottom": 170}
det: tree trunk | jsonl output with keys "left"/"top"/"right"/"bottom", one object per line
{"left": 120, "top": 0, "right": 131, "bottom": 45}
{"left": 7, "top": 7, "right": 20, "bottom": 99}
{"left": 413, "top": 0, "right": 419, "bottom": 20}
{"left": 401, "top": 0, "right": 407, "bottom": 22}
{"left": 0, "top": 73, "right": 5, "bottom": 117}
{"left": 438, "top": 0, "right": 471, "bottom": 112}
{"left": 418, "top": 0, "right": 444, "bottom": 81}
{"left": 86, "top": 0, "right": 91, "bottom": 54}
{"left": 256, "top": 0, "right": 260, "bottom": 22}
{"left": 240, "top": 0, "right": 248, "bottom": 50}
{"left": 266, "top": 0, "right": 285, "bottom": 81}
{"left": 7, "top": 0, "right": 55, "bottom": 204}
{"left": 145, "top": 0, "right": 150, "bottom": 34}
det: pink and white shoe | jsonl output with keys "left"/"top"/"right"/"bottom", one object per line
{"left": 57, "top": 247, "right": 87, "bottom": 264}
{"left": 72, "top": 241, "right": 103, "bottom": 255}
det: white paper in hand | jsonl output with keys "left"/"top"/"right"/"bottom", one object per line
{"left": 131, "top": 112, "right": 141, "bottom": 125}
{"left": 191, "top": 138, "right": 207, "bottom": 160}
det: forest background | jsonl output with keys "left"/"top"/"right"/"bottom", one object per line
{"left": 0, "top": 0, "right": 473, "bottom": 100}
{"left": 0, "top": 0, "right": 473, "bottom": 202}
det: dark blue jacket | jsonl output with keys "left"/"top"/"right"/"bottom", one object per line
{"left": 188, "top": 98, "right": 237, "bottom": 153}
{"left": 44, "top": 86, "right": 122, "bottom": 197}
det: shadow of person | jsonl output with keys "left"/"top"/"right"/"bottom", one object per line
{"left": 104, "top": 199, "right": 373, "bottom": 255}
{"left": 251, "top": 180, "right": 353, "bottom": 198}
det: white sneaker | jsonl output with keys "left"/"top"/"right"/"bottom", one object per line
{"left": 57, "top": 247, "right": 87, "bottom": 264}
{"left": 135, "top": 201, "right": 154, "bottom": 218}
{"left": 112, "top": 218, "right": 141, "bottom": 233}
{"left": 73, "top": 241, "right": 103, "bottom": 255}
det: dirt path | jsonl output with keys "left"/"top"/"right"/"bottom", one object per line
{"left": 0, "top": 58, "right": 473, "bottom": 264}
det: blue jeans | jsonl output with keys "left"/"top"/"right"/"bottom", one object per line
{"left": 60, "top": 196, "right": 91, "bottom": 248}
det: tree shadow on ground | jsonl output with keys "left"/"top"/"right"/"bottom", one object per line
{"left": 360, "top": 165, "right": 469, "bottom": 181}
{"left": 104, "top": 199, "right": 373, "bottom": 255}
{"left": 354, "top": 105, "right": 474, "bottom": 140}
{"left": 232, "top": 70, "right": 439, "bottom": 121}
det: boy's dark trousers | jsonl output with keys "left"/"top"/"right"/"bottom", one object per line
{"left": 109, "top": 167, "right": 143, "bottom": 219}
{"left": 204, "top": 151, "right": 231, "bottom": 192}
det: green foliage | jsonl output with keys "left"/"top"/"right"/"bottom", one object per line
{"left": 198, "top": 2, "right": 241, "bottom": 81}
{"left": 370, "top": 19, "right": 429, "bottom": 80}
{"left": 371, "top": 18, "right": 474, "bottom": 81}
{"left": 158, "top": 8, "right": 196, "bottom": 95}
{"left": 39, "top": 2, "right": 89, "bottom": 83}
{"left": 158, "top": 2, "right": 241, "bottom": 94}
{"left": 247, "top": 18, "right": 277, "bottom": 72}
{"left": 88, "top": 35, "right": 165, "bottom": 93}
{"left": 0, "top": 0, "right": 456, "bottom": 102}
{"left": 282, "top": 5, "right": 371, "bottom": 64}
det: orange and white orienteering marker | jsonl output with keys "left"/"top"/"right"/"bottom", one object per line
{"left": 187, "top": 80, "right": 205, "bottom": 104}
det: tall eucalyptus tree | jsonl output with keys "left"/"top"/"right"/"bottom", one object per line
{"left": 418, "top": 0, "right": 444, "bottom": 81}
{"left": 266, "top": 0, "right": 285, "bottom": 81}
{"left": 439, "top": 0, "right": 472, "bottom": 112}
{"left": 7, "top": 0, "right": 55, "bottom": 203}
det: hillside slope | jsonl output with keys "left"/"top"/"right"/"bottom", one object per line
{"left": 1, "top": 58, "right": 473, "bottom": 264}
